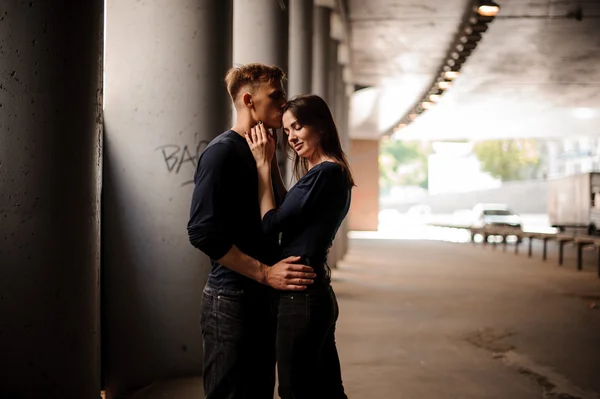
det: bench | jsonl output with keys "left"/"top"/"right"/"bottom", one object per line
{"left": 556, "top": 234, "right": 576, "bottom": 265}
{"left": 463, "top": 224, "right": 600, "bottom": 277}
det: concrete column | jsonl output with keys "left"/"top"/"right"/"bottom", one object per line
{"left": 349, "top": 140, "right": 380, "bottom": 231}
{"left": 234, "top": 0, "right": 289, "bottom": 182}
{"left": 234, "top": 0, "right": 288, "bottom": 68}
{"left": 327, "top": 39, "right": 339, "bottom": 111}
{"left": 286, "top": 0, "right": 313, "bottom": 185}
{"left": 312, "top": 5, "right": 331, "bottom": 99}
{"left": 328, "top": 60, "right": 346, "bottom": 267}
{"left": 103, "top": 1, "right": 232, "bottom": 397}
{"left": 0, "top": 1, "right": 103, "bottom": 397}
{"left": 335, "top": 65, "right": 351, "bottom": 263}
{"left": 288, "top": 0, "right": 313, "bottom": 97}
{"left": 334, "top": 64, "right": 345, "bottom": 132}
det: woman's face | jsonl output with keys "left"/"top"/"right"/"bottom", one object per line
{"left": 282, "top": 110, "right": 321, "bottom": 159}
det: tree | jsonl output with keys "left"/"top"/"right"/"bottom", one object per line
{"left": 379, "top": 140, "right": 430, "bottom": 193}
{"left": 472, "top": 139, "right": 540, "bottom": 181}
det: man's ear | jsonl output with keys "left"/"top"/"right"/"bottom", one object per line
{"left": 242, "top": 92, "right": 253, "bottom": 108}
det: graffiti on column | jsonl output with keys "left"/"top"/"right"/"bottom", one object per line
{"left": 156, "top": 138, "right": 209, "bottom": 187}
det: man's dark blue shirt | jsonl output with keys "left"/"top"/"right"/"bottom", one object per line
{"left": 187, "top": 130, "right": 280, "bottom": 289}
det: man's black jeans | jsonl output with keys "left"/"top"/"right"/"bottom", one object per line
{"left": 276, "top": 284, "right": 348, "bottom": 399}
{"left": 200, "top": 284, "right": 276, "bottom": 399}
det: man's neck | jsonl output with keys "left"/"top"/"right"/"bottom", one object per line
{"left": 231, "top": 114, "right": 256, "bottom": 138}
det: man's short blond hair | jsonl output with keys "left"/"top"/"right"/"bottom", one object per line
{"left": 224, "top": 63, "right": 285, "bottom": 102}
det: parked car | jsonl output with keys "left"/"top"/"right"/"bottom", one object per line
{"left": 471, "top": 203, "right": 523, "bottom": 242}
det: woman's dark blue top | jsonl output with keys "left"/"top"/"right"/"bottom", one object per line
{"left": 262, "top": 162, "right": 351, "bottom": 277}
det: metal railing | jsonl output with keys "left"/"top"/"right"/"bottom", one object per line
{"left": 466, "top": 226, "right": 600, "bottom": 278}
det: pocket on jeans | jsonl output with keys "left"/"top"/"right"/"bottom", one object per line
{"left": 216, "top": 288, "right": 245, "bottom": 301}
{"left": 216, "top": 290, "right": 245, "bottom": 321}
{"left": 216, "top": 293, "right": 245, "bottom": 343}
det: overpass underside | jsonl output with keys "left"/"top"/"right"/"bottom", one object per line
{"left": 2, "top": 0, "right": 600, "bottom": 398}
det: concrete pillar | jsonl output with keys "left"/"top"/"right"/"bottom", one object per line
{"left": 102, "top": 1, "right": 232, "bottom": 397}
{"left": 288, "top": 0, "right": 313, "bottom": 97}
{"left": 328, "top": 59, "right": 347, "bottom": 267}
{"left": 335, "top": 65, "right": 350, "bottom": 263}
{"left": 312, "top": 5, "right": 331, "bottom": 99}
{"left": 349, "top": 140, "right": 380, "bottom": 231}
{"left": 234, "top": 0, "right": 289, "bottom": 182}
{"left": 327, "top": 39, "right": 339, "bottom": 112}
{"left": 0, "top": 1, "right": 103, "bottom": 397}
{"left": 233, "top": 0, "right": 288, "bottom": 68}
{"left": 334, "top": 64, "right": 345, "bottom": 132}
{"left": 286, "top": 0, "right": 313, "bottom": 186}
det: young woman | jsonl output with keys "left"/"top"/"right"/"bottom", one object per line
{"left": 245, "top": 94, "right": 354, "bottom": 399}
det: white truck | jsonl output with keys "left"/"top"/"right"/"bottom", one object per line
{"left": 548, "top": 172, "right": 600, "bottom": 235}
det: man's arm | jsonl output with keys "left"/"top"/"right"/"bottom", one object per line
{"left": 257, "top": 162, "right": 277, "bottom": 219}
{"left": 187, "top": 142, "right": 315, "bottom": 290}
{"left": 216, "top": 245, "right": 316, "bottom": 291}
{"left": 187, "top": 143, "right": 234, "bottom": 259}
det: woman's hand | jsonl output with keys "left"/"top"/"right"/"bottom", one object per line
{"left": 245, "top": 122, "right": 275, "bottom": 168}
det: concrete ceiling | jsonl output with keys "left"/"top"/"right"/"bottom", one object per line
{"left": 347, "top": 0, "right": 600, "bottom": 141}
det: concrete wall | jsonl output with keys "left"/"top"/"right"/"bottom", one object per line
{"left": 0, "top": 1, "right": 103, "bottom": 397}
{"left": 348, "top": 139, "right": 380, "bottom": 231}
{"left": 102, "top": 1, "right": 232, "bottom": 397}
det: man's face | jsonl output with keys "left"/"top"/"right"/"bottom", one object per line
{"left": 250, "top": 81, "right": 286, "bottom": 129}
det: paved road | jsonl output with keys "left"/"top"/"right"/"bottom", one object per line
{"left": 334, "top": 238, "right": 600, "bottom": 399}
{"left": 130, "top": 237, "right": 600, "bottom": 399}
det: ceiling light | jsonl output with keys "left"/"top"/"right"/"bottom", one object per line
{"left": 443, "top": 64, "right": 463, "bottom": 73}
{"left": 477, "top": 2, "right": 500, "bottom": 17}
{"left": 443, "top": 71, "right": 460, "bottom": 80}
{"left": 447, "top": 58, "right": 465, "bottom": 67}
{"left": 460, "top": 33, "right": 482, "bottom": 44}
{"left": 429, "top": 89, "right": 444, "bottom": 102}
{"left": 470, "top": 15, "right": 494, "bottom": 24}
{"left": 438, "top": 81, "right": 452, "bottom": 90}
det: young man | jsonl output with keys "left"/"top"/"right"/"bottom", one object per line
{"left": 187, "top": 63, "right": 316, "bottom": 399}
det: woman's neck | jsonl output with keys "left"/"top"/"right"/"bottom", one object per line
{"left": 307, "top": 151, "right": 333, "bottom": 170}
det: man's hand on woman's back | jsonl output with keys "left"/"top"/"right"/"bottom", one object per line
{"left": 261, "top": 256, "right": 316, "bottom": 291}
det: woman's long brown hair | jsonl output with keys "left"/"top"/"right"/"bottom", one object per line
{"left": 282, "top": 94, "right": 355, "bottom": 188}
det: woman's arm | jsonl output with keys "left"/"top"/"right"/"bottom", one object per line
{"left": 270, "top": 152, "right": 288, "bottom": 202}
{"left": 258, "top": 163, "right": 277, "bottom": 219}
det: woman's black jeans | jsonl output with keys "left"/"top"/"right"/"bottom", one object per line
{"left": 276, "top": 284, "right": 348, "bottom": 399}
